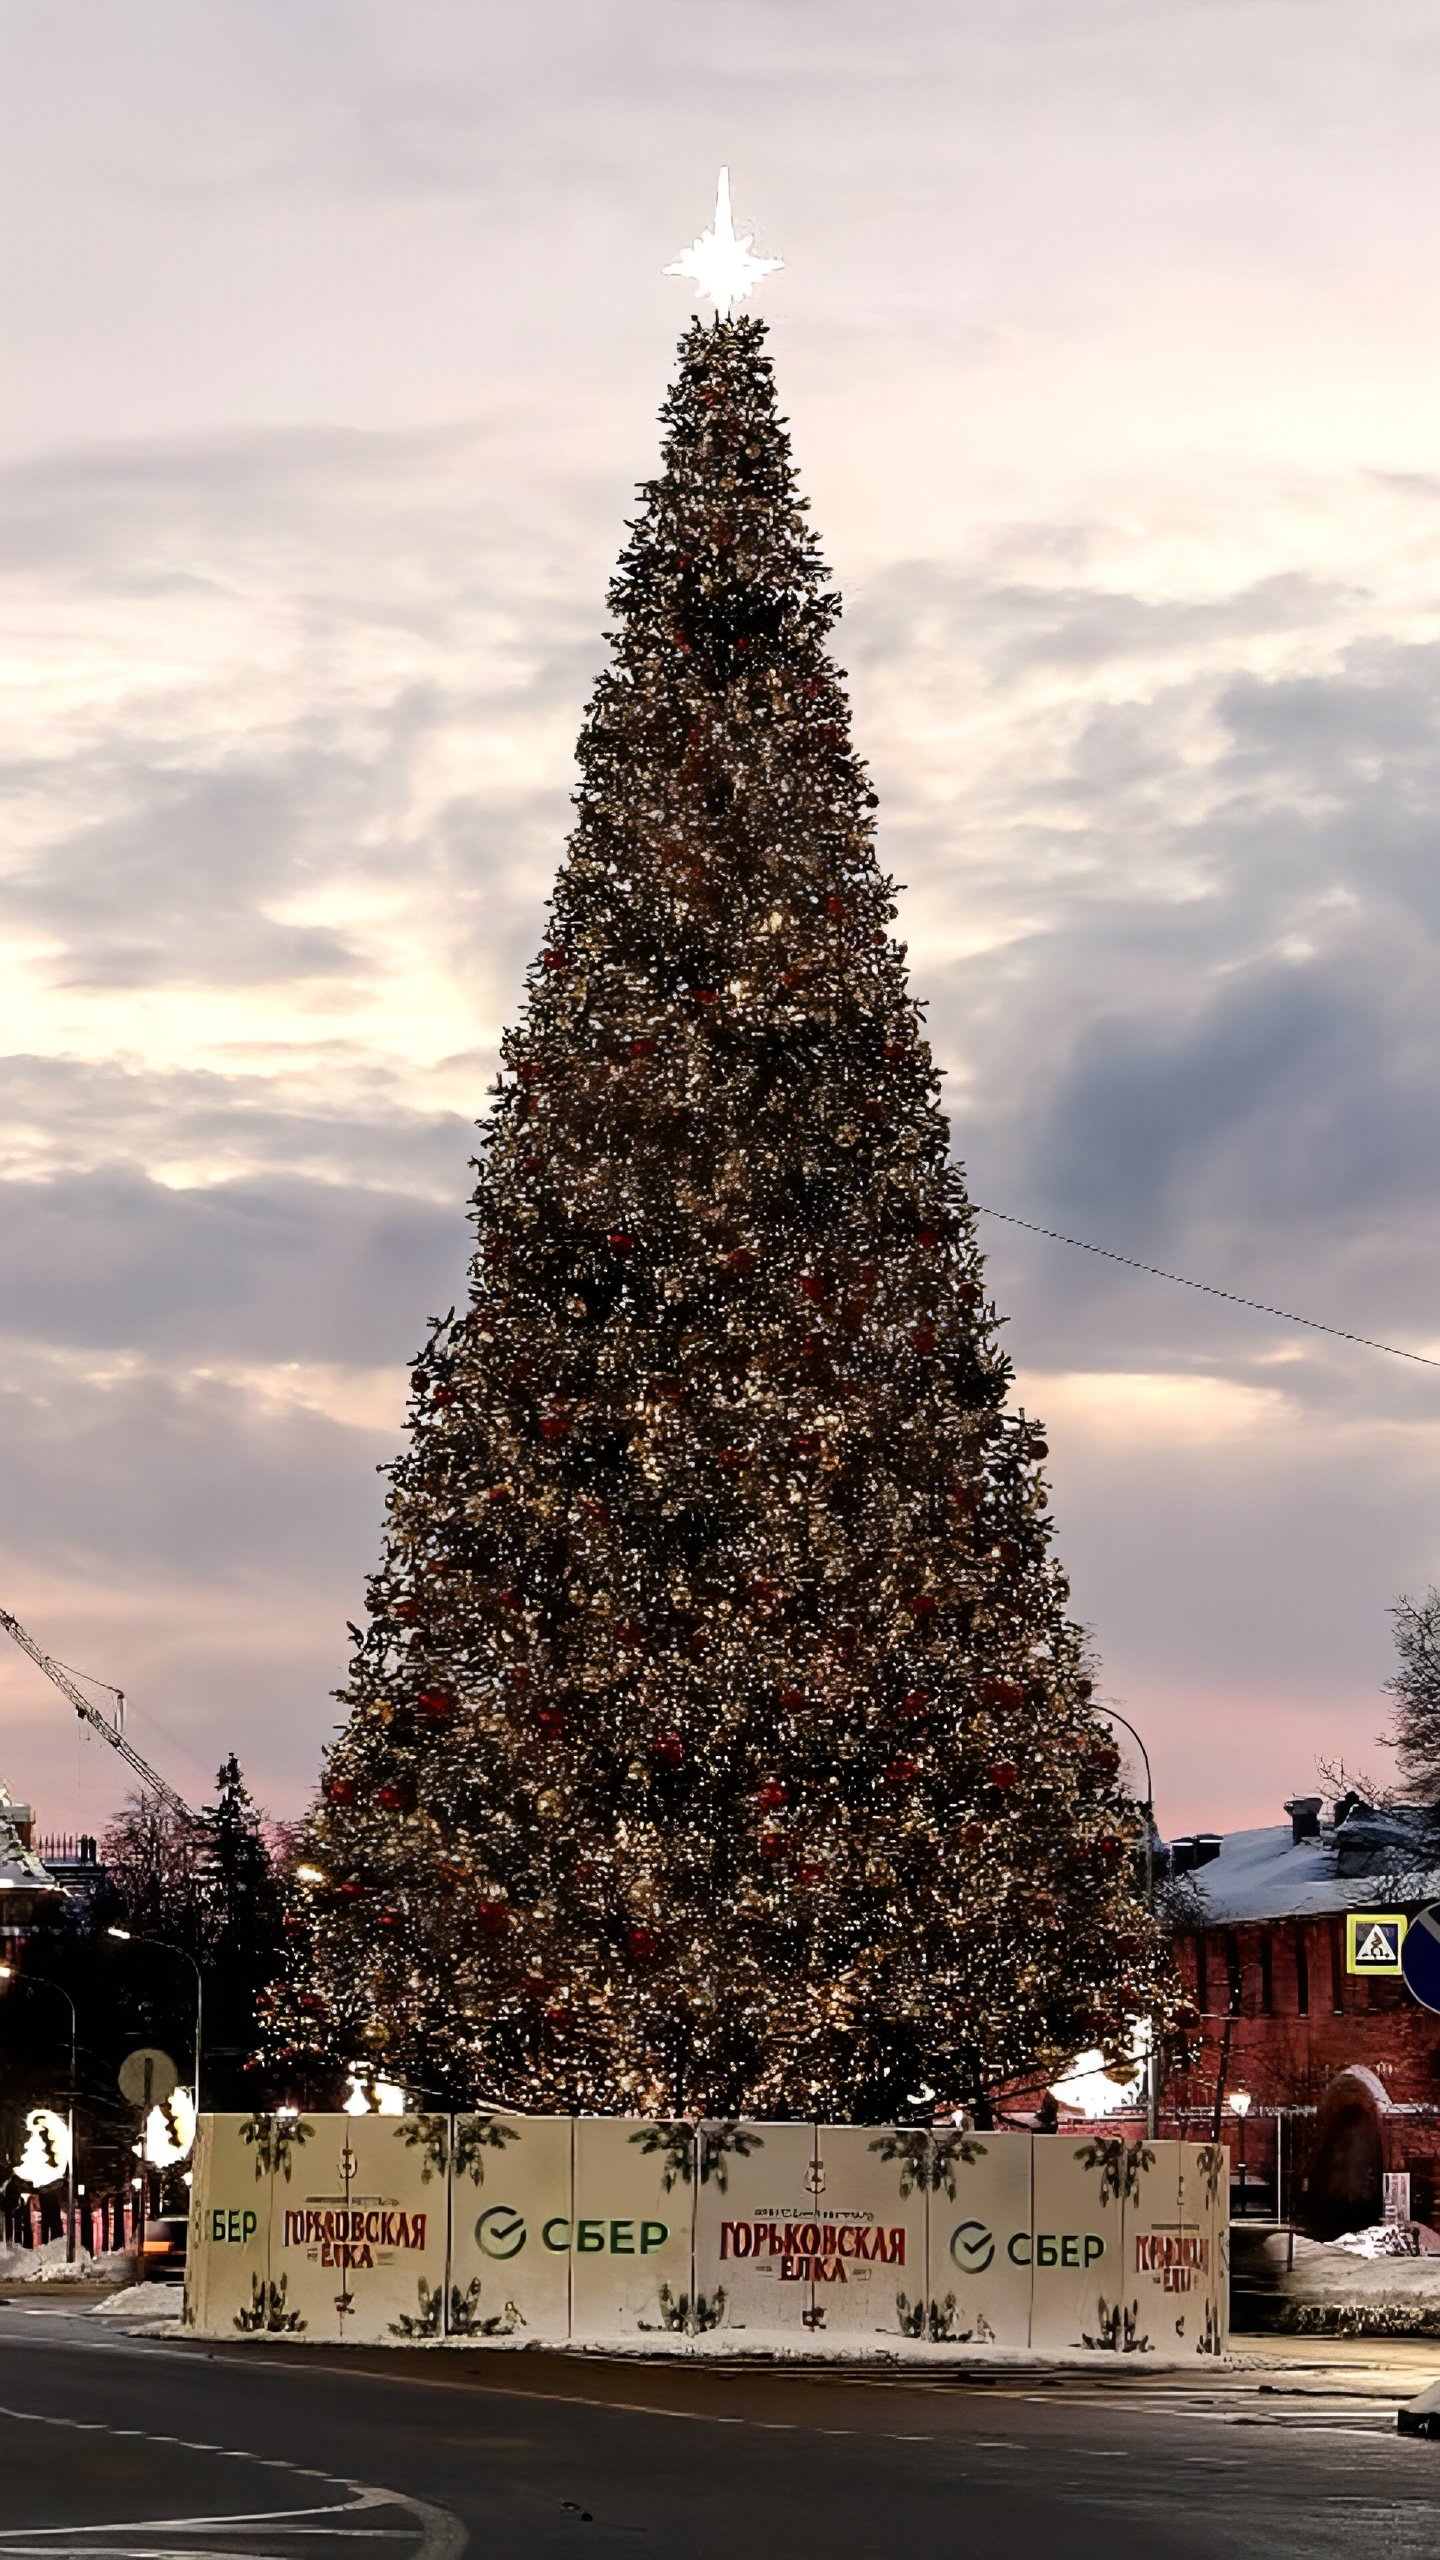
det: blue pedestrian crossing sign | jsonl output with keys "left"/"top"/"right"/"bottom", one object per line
{"left": 1400, "top": 1906, "right": 1440, "bottom": 2013}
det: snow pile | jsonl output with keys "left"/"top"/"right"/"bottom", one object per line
{"left": 0, "top": 2238, "right": 101, "bottom": 2283}
{"left": 1270, "top": 2234, "right": 1440, "bottom": 2335}
{"left": 91, "top": 2281, "right": 184, "bottom": 2325}
{"left": 1330, "top": 2222, "right": 1428, "bottom": 2259}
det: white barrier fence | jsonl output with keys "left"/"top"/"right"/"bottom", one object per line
{"left": 185, "top": 2114, "right": 1228, "bottom": 2357}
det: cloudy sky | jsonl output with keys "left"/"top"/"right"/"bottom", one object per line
{"left": 3, "top": 0, "right": 1439, "bottom": 1839}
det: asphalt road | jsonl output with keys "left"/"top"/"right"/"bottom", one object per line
{"left": 2, "top": 2305, "right": 1439, "bottom": 2560}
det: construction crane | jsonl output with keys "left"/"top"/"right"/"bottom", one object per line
{"left": 0, "top": 1605, "right": 194, "bottom": 1820}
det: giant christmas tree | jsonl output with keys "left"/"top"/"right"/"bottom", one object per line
{"left": 275, "top": 194, "right": 1164, "bottom": 2122}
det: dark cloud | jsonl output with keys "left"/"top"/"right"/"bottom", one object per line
{"left": 0, "top": 1167, "right": 469, "bottom": 1366}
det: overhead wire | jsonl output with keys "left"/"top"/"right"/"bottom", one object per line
{"left": 971, "top": 1204, "right": 1440, "bottom": 1372}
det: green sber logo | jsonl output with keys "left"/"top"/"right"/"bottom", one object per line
{"left": 476, "top": 2205, "right": 527, "bottom": 2260}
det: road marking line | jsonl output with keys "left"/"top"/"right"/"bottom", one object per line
{"left": 0, "top": 2505, "right": 365, "bottom": 2539}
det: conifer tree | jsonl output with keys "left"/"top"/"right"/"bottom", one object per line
{"left": 272, "top": 316, "right": 1163, "bottom": 2120}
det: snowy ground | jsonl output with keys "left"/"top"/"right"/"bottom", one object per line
{"left": 1244, "top": 2225, "right": 1440, "bottom": 2335}
{"left": 89, "top": 2280, "right": 184, "bottom": 2329}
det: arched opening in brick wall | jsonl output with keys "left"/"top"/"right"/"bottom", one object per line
{"left": 1309, "top": 2070, "right": 1386, "bottom": 2237}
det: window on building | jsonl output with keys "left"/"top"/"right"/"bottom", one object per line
{"left": 1259, "top": 1930, "right": 1274, "bottom": 2015}
{"left": 1224, "top": 1930, "right": 1243, "bottom": 2016}
{"left": 1294, "top": 1924, "right": 1309, "bottom": 2017}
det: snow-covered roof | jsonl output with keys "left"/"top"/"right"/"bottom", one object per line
{"left": 1177, "top": 1813, "right": 1440, "bottom": 1926}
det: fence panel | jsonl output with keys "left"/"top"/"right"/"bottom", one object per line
{"left": 693, "top": 2120, "right": 818, "bottom": 2344}
{"left": 925, "top": 2129, "right": 1034, "bottom": 2348}
{"left": 447, "top": 2112, "right": 573, "bottom": 2344}
{"left": 570, "top": 2119, "right": 696, "bottom": 2346}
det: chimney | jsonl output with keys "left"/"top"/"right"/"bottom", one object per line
{"left": 1285, "top": 1795, "right": 1322, "bottom": 1845}
{"left": 1192, "top": 1833, "right": 1223, "bottom": 1869}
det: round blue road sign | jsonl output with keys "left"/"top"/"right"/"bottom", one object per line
{"left": 1401, "top": 1905, "right": 1440, "bottom": 2014}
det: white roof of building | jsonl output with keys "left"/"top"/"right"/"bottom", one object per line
{"left": 1180, "top": 1811, "right": 1440, "bottom": 1926}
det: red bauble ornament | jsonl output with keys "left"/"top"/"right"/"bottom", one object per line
{"left": 915, "top": 1226, "right": 940, "bottom": 1248}
{"left": 652, "top": 1730, "right": 685, "bottom": 1767}
{"left": 417, "top": 1688, "right": 455, "bottom": 1722}
{"left": 625, "top": 1926, "right": 661, "bottom": 1960}
{"left": 691, "top": 987, "right": 719, "bottom": 1005}
{"left": 797, "top": 1862, "right": 824, "bottom": 1886}
{"left": 759, "top": 1832, "right": 783, "bottom": 1859}
{"left": 476, "top": 1899, "right": 510, "bottom": 1934}
{"left": 907, "top": 1591, "right": 938, "bottom": 1618}
{"left": 723, "top": 1246, "right": 756, "bottom": 1275}
{"left": 607, "top": 1231, "right": 636, "bottom": 1253}
{"left": 980, "top": 1676, "right": 1025, "bottom": 1711}
{"left": 911, "top": 1325, "right": 937, "bottom": 1353}
{"left": 826, "top": 895, "right": 846, "bottom": 919}
{"left": 538, "top": 1414, "right": 569, "bottom": 1440}
{"left": 324, "top": 1777, "right": 356, "bottom": 1805}
{"left": 778, "top": 1687, "right": 805, "bottom": 1711}
{"left": 337, "top": 1880, "right": 365, "bottom": 1900}
{"left": 535, "top": 1705, "right": 566, "bottom": 1734}
{"left": 630, "top": 1037, "right": 657, "bottom": 1059}
{"left": 432, "top": 1385, "right": 455, "bottom": 1406}
{"left": 884, "top": 1755, "right": 920, "bottom": 1787}
{"left": 376, "top": 1910, "right": 399, "bottom": 1928}
{"left": 960, "top": 1822, "right": 988, "bottom": 1850}
{"left": 375, "top": 1784, "right": 410, "bottom": 1812}
{"left": 714, "top": 1448, "right": 744, "bottom": 1471}
{"left": 883, "top": 1042, "right": 907, "bottom": 1063}
{"left": 486, "top": 1483, "right": 510, "bottom": 1504}
{"left": 798, "top": 1273, "right": 826, "bottom": 1302}
{"left": 393, "top": 1599, "right": 420, "bottom": 1623}
{"left": 756, "top": 1779, "right": 787, "bottom": 1809}
{"left": 987, "top": 1761, "right": 1020, "bottom": 1791}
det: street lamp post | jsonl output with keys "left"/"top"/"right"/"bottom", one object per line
{"left": 107, "top": 1928, "right": 204, "bottom": 2116}
{"left": 1231, "top": 2088, "right": 1252, "bottom": 2216}
{"left": 1094, "top": 1705, "right": 1160, "bottom": 2141}
{"left": 0, "top": 1964, "right": 79, "bottom": 2262}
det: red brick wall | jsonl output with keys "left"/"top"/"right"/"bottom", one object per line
{"left": 1162, "top": 1919, "right": 1440, "bottom": 2228}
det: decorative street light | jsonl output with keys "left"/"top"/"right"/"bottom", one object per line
{"left": 107, "top": 1929, "right": 204, "bottom": 2119}
{"left": 0, "top": 1963, "right": 79, "bottom": 2261}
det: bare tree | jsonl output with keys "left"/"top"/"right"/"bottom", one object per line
{"left": 1383, "top": 1589, "right": 1440, "bottom": 1810}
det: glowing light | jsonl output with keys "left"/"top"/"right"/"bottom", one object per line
{"left": 1230, "top": 2088, "right": 1252, "bottom": 2118}
{"left": 665, "top": 169, "right": 781, "bottom": 323}
{"left": 295, "top": 1864, "right": 327, "bottom": 1886}
{"left": 135, "top": 2088, "right": 197, "bottom": 2167}
{"left": 343, "top": 2070, "right": 407, "bottom": 2115}
{"left": 14, "top": 2107, "right": 70, "bottom": 2187}
{"left": 1050, "top": 2024, "right": 1149, "bottom": 2119}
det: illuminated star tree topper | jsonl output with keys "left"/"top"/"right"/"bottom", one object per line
{"left": 664, "top": 168, "right": 782, "bottom": 323}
